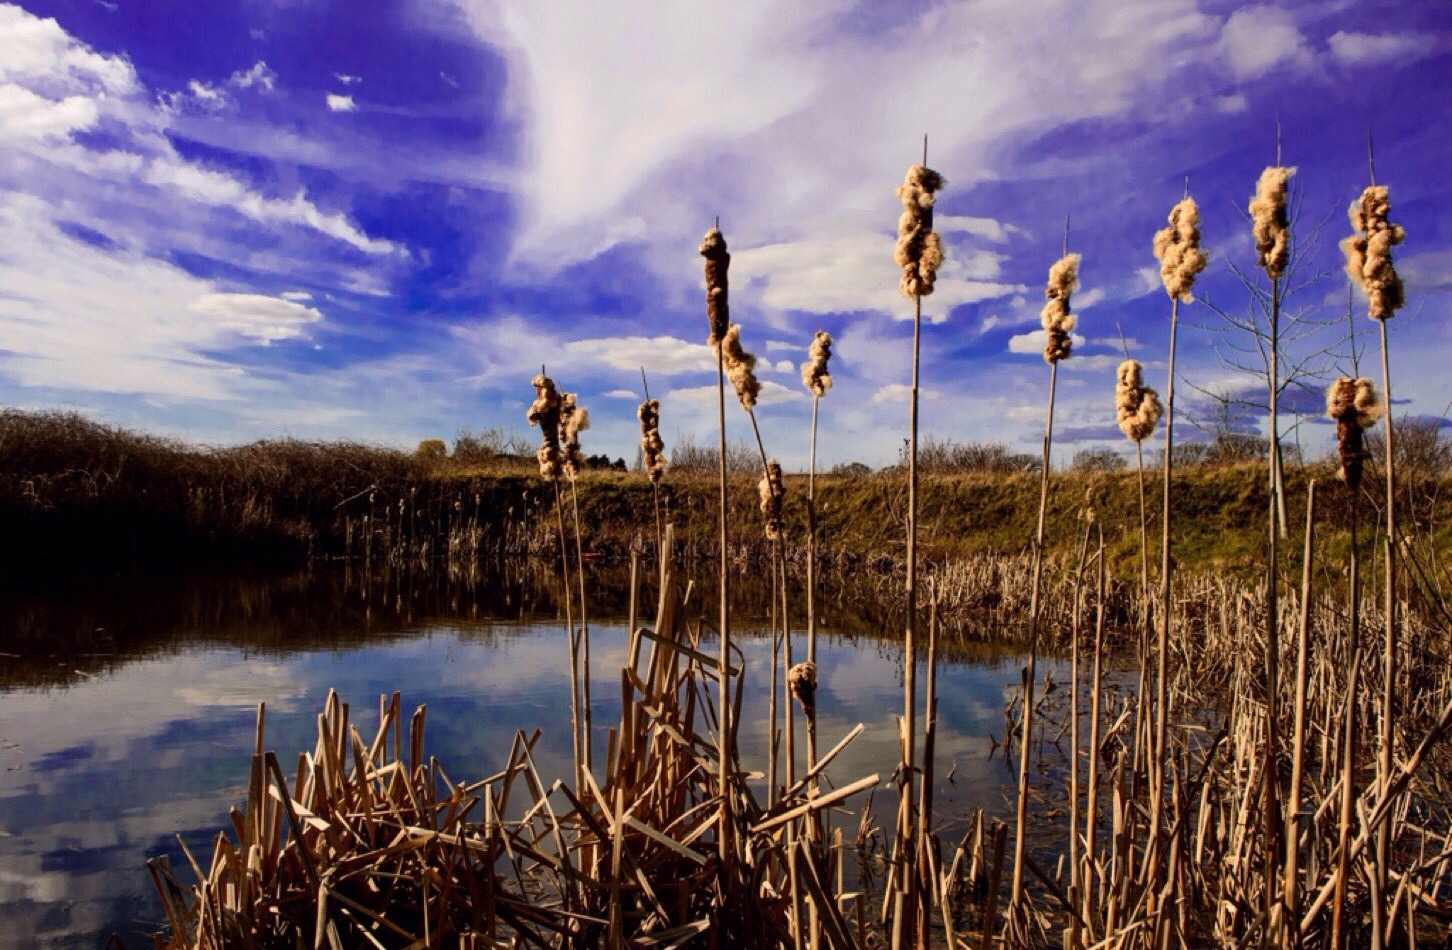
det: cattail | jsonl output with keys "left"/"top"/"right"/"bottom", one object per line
{"left": 1249, "top": 166, "right": 1292, "bottom": 281}
{"left": 758, "top": 459, "right": 785, "bottom": 540}
{"left": 788, "top": 661, "right": 817, "bottom": 722}
{"left": 1152, "top": 197, "right": 1208, "bottom": 302}
{"left": 699, "top": 227, "right": 731, "bottom": 345}
{"left": 1342, "top": 185, "right": 1406, "bottom": 320}
{"left": 526, "top": 374, "right": 564, "bottom": 479}
{"left": 638, "top": 398, "right": 666, "bottom": 484}
{"left": 560, "top": 393, "right": 589, "bottom": 479}
{"left": 1041, "top": 254, "right": 1080, "bottom": 364}
{"left": 894, "top": 164, "right": 946, "bottom": 298}
{"left": 801, "top": 330, "right": 833, "bottom": 397}
{"left": 1116, "top": 359, "right": 1164, "bottom": 442}
{"left": 1325, "top": 377, "right": 1382, "bottom": 490}
{"left": 713, "top": 324, "right": 761, "bottom": 411}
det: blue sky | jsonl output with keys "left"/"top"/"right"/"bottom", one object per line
{"left": 0, "top": 0, "right": 1448, "bottom": 467}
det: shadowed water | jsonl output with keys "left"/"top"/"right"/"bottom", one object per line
{"left": 0, "top": 561, "right": 1065, "bottom": 949}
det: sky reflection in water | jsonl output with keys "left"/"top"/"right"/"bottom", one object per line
{"left": 0, "top": 565, "right": 1055, "bottom": 949}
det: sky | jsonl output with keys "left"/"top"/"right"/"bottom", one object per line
{"left": 0, "top": 0, "right": 1449, "bottom": 468}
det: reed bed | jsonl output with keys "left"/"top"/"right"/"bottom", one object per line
{"left": 133, "top": 146, "right": 1452, "bottom": 950}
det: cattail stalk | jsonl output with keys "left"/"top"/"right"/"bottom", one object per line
{"left": 1010, "top": 243, "right": 1078, "bottom": 914}
{"left": 1280, "top": 480, "right": 1316, "bottom": 940}
{"left": 801, "top": 331, "right": 832, "bottom": 778}
{"left": 699, "top": 224, "right": 733, "bottom": 862}
{"left": 1344, "top": 167, "right": 1407, "bottom": 931}
{"left": 1148, "top": 191, "right": 1206, "bottom": 886}
{"left": 891, "top": 149, "right": 943, "bottom": 949}
{"left": 562, "top": 394, "right": 593, "bottom": 777}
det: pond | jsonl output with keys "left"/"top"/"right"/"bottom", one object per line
{"left": 0, "top": 560, "right": 1068, "bottom": 949}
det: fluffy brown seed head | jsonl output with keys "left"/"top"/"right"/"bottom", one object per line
{"left": 699, "top": 227, "right": 731, "bottom": 345}
{"left": 1341, "top": 185, "right": 1406, "bottom": 321}
{"left": 560, "top": 393, "right": 590, "bottom": 479}
{"left": 527, "top": 374, "right": 564, "bottom": 479}
{"left": 801, "top": 330, "right": 834, "bottom": 397}
{"left": 894, "top": 164, "right": 946, "bottom": 299}
{"left": 788, "top": 661, "right": 817, "bottom": 721}
{"left": 1325, "top": 377, "right": 1382, "bottom": 490}
{"left": 638, "top": 398, "right": 666, "bottom": 484}
{"left": 1115, "top": 359, "right": 1163, "bottom": 443}
{"left": 712, "top": 323, "right": 761, "bottom": 411}
{"left": 758, "top": 459, "right": 785, "bottom": 541}
{"left": 1249, "top": 166, "right": 1292, "bottom": 281}
{"left": 1040, "top": 253, "right": 1079, "bottom": 364}
{"left": 1151, "top": 197, "right": 1209, "bottom": 302}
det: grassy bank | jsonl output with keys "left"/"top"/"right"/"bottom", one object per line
{"left": 2, "top": 410, "right": 1447, "bottom": 581}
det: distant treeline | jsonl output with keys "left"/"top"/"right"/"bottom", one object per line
{"left": 0, "top": 410, "right": 1446, "bottom": 577}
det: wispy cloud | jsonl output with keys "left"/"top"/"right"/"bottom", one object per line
{"left": 326, "top": 93, "right": 357, "bottom": 113}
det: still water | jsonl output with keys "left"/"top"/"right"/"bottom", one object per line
{"left": 0, "top": 562, "right": 1058, "bottom": 949}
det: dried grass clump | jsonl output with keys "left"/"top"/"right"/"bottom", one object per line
{"left": 788, "top": 660, "right": 817, "bottom": 722}
{"left": 894, "top": 164, "right": 946, "bottom": 298}
{"left": 1249, "top": 166, "right": 1293, "bottom": 280}
{"left": 713, "top": 324, "right": 761, "bottom": 411}
{"left": 1325, "top": 377, "right": 1382, "bottom": 490}
{"left": 638, "top": 398, "right": 666, "bottom": 484}
{"left": 1342, "top": 185, "right": 1406, "bottom": 320}
{"left": 1041, "top": 254, "right": 1080, "bottom": 364}
{"left": 801, "top": 330, "right": 833, "bottom": 397}
{"left": 699, "top": 227, "right": 731, "bottom": 345}
{"left": 560, "top": 392, "right": 589, "bottom": 479}
{"left": 526, "top": 374, "right": 563, "bottom": 479}
{"left": 1116, "top": 359, "right": 1163, "bottom": 443}
{"left": 758, "top": 459, "right": 784, "bottom": 540}
{"left": 1151, "top": 197, "right": 1208, "bottom": 301}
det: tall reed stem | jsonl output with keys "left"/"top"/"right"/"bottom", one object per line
{"left": 1264, "top": 275, "right": 1283, "bottom": 938}
{"left": 1375, "top": 315, "right": 1397, "bottom": 924}
{"left": 552, "top": 478, "right": 583, "bottom": 792}
{"left": 806, "top": 394, "right": 821, "bottom": 775}
{"left": 1011, "top": 358, "right": 1058, "bottom": 907}
{"left": 716, "top": 344, "right": 732, "bottom": 863}
{"left": 568, "top": 479, "right": 592, "bottom": 778}
{"left": 1280, "top": 479, "right": 1315, "bottom": 939}
{"left": 1150, "top": 297, "right": 1179, "bottom": 864}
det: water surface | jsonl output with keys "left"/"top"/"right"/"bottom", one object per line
{"left": 0, "top": 563, "right": 1055, "bottom": 949}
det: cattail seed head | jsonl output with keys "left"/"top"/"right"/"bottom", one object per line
{"left": 699, "top": 227, "right": 731, "bottom": 345}
{"left": 526, "top": 374, "right": 564, "bottom": 480}
{"left": 638, "top": 398, "right": 666, "bottom": 484}
{"left": 788, "top": 661, "right": 817, "bottom": 723}
{"left": 1041, "top": 253, "right": 1079, "bottom": 364}
{"left": 1249, "top": 166, "right": 1292, "bottom": 281}
{"left": 758, "top": 459, "right": 785, "bottom": 540}
{"left": 713, "top": 323, "right": 761, "bottom": 411}
{"left": 801, "top": 330, "right": 834, "bottom": 397}
{"left": 894, "top": 164, "right": 946, "bottom": 299}
{"left": 560, "top": 393, "right": 589, "bottom": 479}
{"left": 1325, "top": 377, "right": 1382, "bottom": 490}
{"left": 1115, "top": 359, "right": 1163, "bottom": 443}
{"left": 1151, "top": 197, "right": 1208, "bottom": 302}
{"left": 1342, "top": 185, "right": 1406, "bottom": 321}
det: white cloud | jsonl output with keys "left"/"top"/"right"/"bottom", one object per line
{"left": 1326, "top": 31, "right": 1438, "bottom": 67}
{"left": 871, "top": 383, "right": 942, "bottom": 405}
{"left": 0, "top": 5, "right": 137, "bottom": 95}
{"left": 1008, "top": 328, "right": 1088, "bottom": 356}
{"left": 231, "top": 61, "right": 276, "bottom": 91}
{"left": 564, "top": 335, "right": 714, "bottom": 375}
{"left": 733, "top": 230, "right": 1024, "bottom": 320}
{"left": 280, "top": 290, "right": 313, "bottom": 301}
{"left": 189, "top": 292, "right": 324, "bottom": 343}
{"left": 937, "top": 215, "right": 1022, "bottom": 243}
{"left": 1214, "top": 6, "right": 1312, "bottom": 80}
{"left": 326, "top": 93, "right": 357, "bottom": 112}
{"left": 1076, "top": 287, "right": 1107, "bottom": 310}
{"left": 335, "top": 73, "right": 362, "bottom": 86}
{"left": 668, "top": 379, "right": 805, "bottom": 409}
{"left": 0, "top": 83, "right": 97, "bottom": 138}
{"left": 603, "top": 388, "right": 637, "bottom": 398}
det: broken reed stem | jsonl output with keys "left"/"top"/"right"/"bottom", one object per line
{"left": 1011, "top": 357, "right": 1058, "bottom": 909}
{"left": 1375, "top": 313, "right": 1397, "bottom": 917}
{"left": 1281, "top": 479, "right": 1315, "bottom": 938}
{"left": 1068, "top": 519, "right": 1093, "bottom": 950}
{"left": 1086, "top": 526, "right": 1106, "bottom": 927}
{"left": 552, "top": 477, "right": 584, "bottom": 792}
{"left": 568, "top": 478, "right": 593, "bottom": 777}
